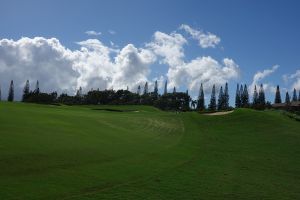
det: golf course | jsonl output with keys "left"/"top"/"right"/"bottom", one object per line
{"left": 0, "top": 102, "right": 299, "bottom": 200}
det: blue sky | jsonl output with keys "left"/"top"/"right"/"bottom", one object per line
{"left": 0, "top": 0, "right": 300, "bottom": 104}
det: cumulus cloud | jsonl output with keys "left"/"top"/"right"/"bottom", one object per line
{"left": 250, "top": 65, "right": 279, "bottom": 95}
{"left": 146, "top": 31, "right": 187, "bottom": 67}
{"left": 179, "top": 24, "right": 220, "bottom": 48}
{"left": 0, "top": 37, "right": 155, "bottom": 99}
{"left": 0, "top": 37, "right": 79, "bottom": 99}
{"left": 85, "top": 30, "right": 102, "bottom": 36}
{"left": 0, "top": 25, "right": 241, "bottom": 100}
{"left": 147, "top": 31, "right": 239, "bottom": 93}
{"left": 167, "top": 56, "right": 240, "bottom": 93}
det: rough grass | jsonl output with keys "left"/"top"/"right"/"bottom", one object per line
{"left": 0, "top": 102, "right": 299, "bottom": 199}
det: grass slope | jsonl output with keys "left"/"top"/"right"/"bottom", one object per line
{"left": 0, "top": 102, "right": 299, "bottom": 199}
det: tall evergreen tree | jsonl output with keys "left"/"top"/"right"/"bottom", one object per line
{"left": 137, "top": 85, "right": 141, "bottom": 95}
{"left": 258, "top": 84, "right": 265, "bottom": 105}
{"left": 241, "top": 84, "right": 249, "bottom": 107}
{"left": 217, "top": 86, "right": 224, "bottom": 110}
{"left": 76, "top": 87, "right": 82, "bottom": 97}
{"left": 274, "top": 85, "right": 282, "bottom": 103}
{"left": 208, "top": 84, "right": 216, "bottom": 111}
{"left": 197, "top": 83, "right": 205, "bottom": 110}
{"left": 292, "top": 88, "right": 297, "bottom": 101}
{"left": 235, "top": 83, "right": 241, "bottom": 108}
{"left": 164, "top": 80, "right": 167, "bottom": 95}
{"left": 173, "top": 86, "right": 176, "bottom": 94}
{"left": 7, "top": 80, "right": 14, "bottom": 102}
{"left": 143, "top": 82, "right": 148, "bottom": 95}
{"left": 285, "top": 92, "right": 290, "bottom": 104}
{"left": 35, "top": 80, "right": 40, "bottom": 94}
{"left": 154, "top": 80, "right": 158, "bottom": 97}
{"left": 224, "top": 82, "right": 229, "bottom": 110}
{"left": 252, "top": 85, "right": 259, "bottom": 105}
{"left": 22, "top": 80, "right": 30, "bottom": 102}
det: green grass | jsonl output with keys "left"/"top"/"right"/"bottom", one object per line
{"left": 0, "top": 102, "right": 300, "bottom": 200}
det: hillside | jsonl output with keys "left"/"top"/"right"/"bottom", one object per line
{"left": 0, "top": 102, "right": 299, "bottom": 199}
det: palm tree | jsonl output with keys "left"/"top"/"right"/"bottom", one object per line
{"left": 191, "top": 100, "right": 197, "bottom": 110}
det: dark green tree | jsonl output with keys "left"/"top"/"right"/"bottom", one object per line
{"left": 252, "top": 85, "right": 259, "bottom": 105}
{"left": 217, "top": 86, "right": 224, "bottom": 110}
{"left": 274, "top": 85, "right": 282, "bottom": 103}
{"left": 164, "top": 80, "right": 167, "bottom": 95}
{"left": 258, "top": 84, "right": 265, "bottom": 106}
{"left": 208, "top": 84, "right": 216, "bottom": 111}
{"left": 197, "top": 83, "right": 205, "bottom": 110}
{"left": 153, "top": 80, "right": 158, "bottom": 97}
{"left": 224, "top": 82, "right": 229, "bottom": 110}
{"left": 285, "top": 91, "right": 290, "bottom": 104}
{"left": 235, "top": 83, "right": 241, "bottom": 108}
{"left": 7, "top": 80, "right": 14, "bottom": 102}
{"left": 292, "top": 88, "right": 297, "bottom": 102}
{"left": 35, "top": 80, "right": 40, "bottom": 94}
{"left": 22, "top": 80, "right": 30, "bottom": 102}
{"left": 143, "top": 82, "right": 148, "bottom": 95}
{"left": 241, "top": 84, "right": 249, "bottom": 107}
{"left": 137, "top": 85, "right": 141, "bottom": 95}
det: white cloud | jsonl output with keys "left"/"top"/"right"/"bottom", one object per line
{"left": 0, "top": 25, "right": 241, "bottom": 100}
{"left": 108, "top": 30, "right": 116, "bottom": 35}
{"left": 85, "top": 30, "right": 102, "bottom": 36}
{"left": 166, "top": 56, "right": 240, "bottom": 93}
{"left": 179, "top": 24, "right": 220, "bottom": 48}
{"left": 146, "top": 31, "right": 187, "bottom": 67}
{"left": 147, "top": 31, "right": 239, "bottom": 93}
{"left": 0, "top": 37, "right": 155, "bottom": 99}
{"left": 250, "top": 65, "right": 279, "bottom": 95}
{"left": 283, "top": 70, "right": 300, "bottom": 90}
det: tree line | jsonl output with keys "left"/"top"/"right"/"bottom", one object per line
{"left": 1, "top": 79, "right": 299, "bottom": 112}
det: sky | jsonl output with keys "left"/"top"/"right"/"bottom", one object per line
{"left": 0, "top": 0, "right": 300, "bottom": 104}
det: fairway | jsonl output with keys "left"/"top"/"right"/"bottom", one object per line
{"left": 0, "top": 102, "right": 300, "bottom": 199}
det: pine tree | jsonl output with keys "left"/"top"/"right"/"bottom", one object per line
{"left": 274, "top": 85, "right": 282, "bottom": 103}
{"left": 173, "top": 86, "right": 176, "bottom": 94}
{"left": 76, "top": 87, "right": 82, "bottom": 97}
{"left": 197, "top": 83, "right": 205, "bottom": 110}
{"left": 235, "top": 83, "right": 241, "bottom": 108}
{"left": 252, "top": 85, "right": 258, "bottom": 105}
{"left": 22, "top": 80, "right": 30, "bottom": 102}
{"left": 154, "top": 80, "right": 158, "bottom": 97}
{"left": 224, "top": 82, "right": 229, "bottom": 110}
{"left": 137, "top": 85, "right": 141, "bottom": 95}
{"left": 241, "top": 84, "right": 249, "bottom": 107}
{"left": 292, "top": 88, "right": 297, "bottom": 102}
{"left": 208, "top": 84, "right": 216, "bottom": 111}
{"left": 164, "top": 80, "right": 167, "bottom": 95}
{"left": 143, "top": 82, "right": 148, "bottom": 95}
{"left": 285, "top": 92, "right": 290, "bottom": 104}
{"left": 35, "top": 80, "right": 40, "bottom": 94}
{"left": 7, "top": 80, "right": 14, "bottom": 102}
{"left": 217, "top": 86, "right": 224, "bottom": 110}
{"left": 258, "top": 84, "right": 265, "bottom": 106}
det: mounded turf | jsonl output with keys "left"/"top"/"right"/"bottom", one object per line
{"left": 0, "top": 102, "right": 299, "bottom": 199}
